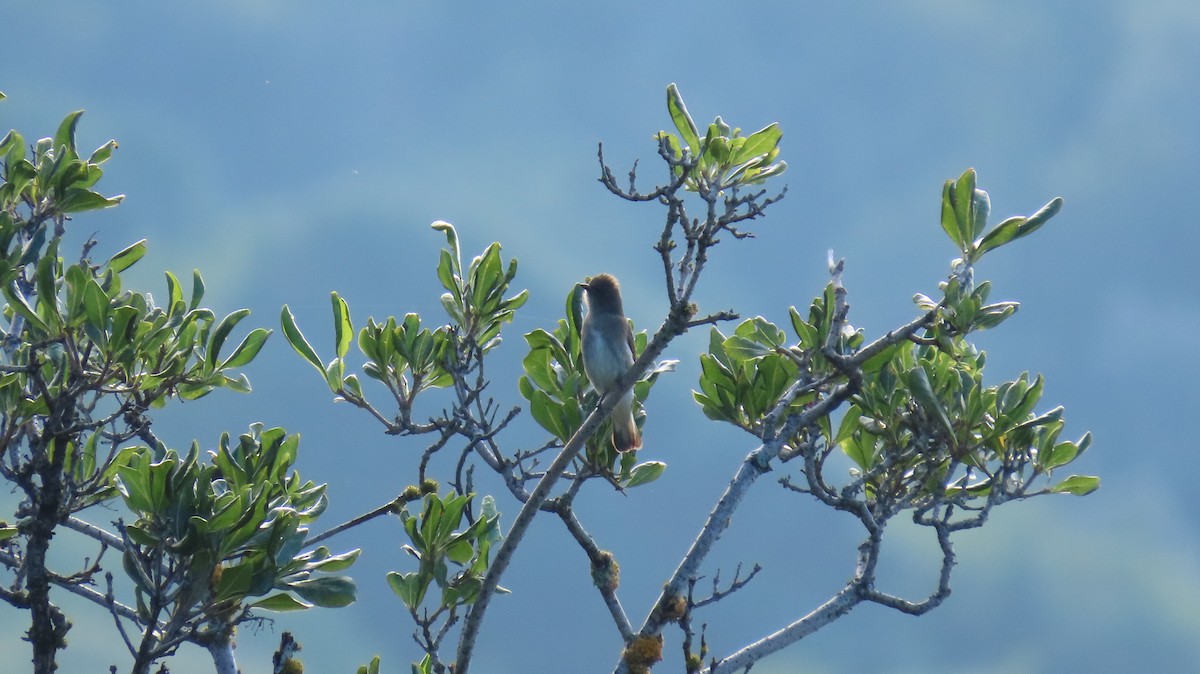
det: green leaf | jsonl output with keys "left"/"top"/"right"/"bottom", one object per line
{"left": 446, "top": 539, "right": 474, "bottom": 565}
{"left": 165, "top": 271, "right": 184, "bottom": 314}
{"left": 841, "top": 433, "right": 877, "bottom": 471}
{"left": 748, "top": 158, "right": 787, "bottom": 183}
{"left": 940, "top": 180, "right": 963, "bottom": 248}
{"left": 215, "top": 562, "right": 257, "bottom": 601}
{"left": 437, "top": 251, "right": 460, "bottom": 302}
{"left": 251, "top": 593, "right": 312, "bottom": 612}
{"left": 207, "top": 308, "right": 251, "bottom": 371}
{"left": 1019, "top": 197, "right": 1063, "bottom": 238}
{"left": 1014, "top": 405, "right": 1064, "bottom": 432}
{"left": 861, "top": 342, "right": 902, "bottom": 374}
{"left": 623, "top": 461, "right": 666, "bottom": 488}
{"left": 52, "top": 159, "right": 88, "bottom": 192}
{"left": 1050, "top": 475, "right": 1100, "bottom": 496}
{"left": 56, "top": 187, "right": 123, "bottom": 213}
{"left": 281, "top": 305, "right": 325, "bottom": 376}
{"left": 34, "top": 244, "right": 62, "bottom": 329}
{"left": 1075, "top": 431, "right": 1093, "bottom": 457}
{"left": 221, "top": 328, "right": 272, "bottom": 369}
{"left": 529, "top": 389, "right": 567, "bottom": 440}
{"left": 974, "top": 216, "right": 1027, "bottom": 257}
{"left": 289, "top": 575, "right": 357, "bottom": 608}
{"left": 723, "top": 334, "right": 770, "bottom": 361}
{"left": 0, "top": 130, "right": 23, "bottom": 161}
{"left": 431, "top": 220, "right": 461, "bottom": 268}
{"left": 1041, "top": 441, "right": 1080, "bottom": 471}
{"left": 833, "top": 405, "right": 864, "bottom": 446}
{"left": 78, "top": 431, "right": 99, "bottom": 480}
{"left": 666, "top": 83, "right": 701, "bottom": 153}
{"left": 88, "top": 139, "right": 118, "bottom": 165}
{"left": 435, "top": 494, "right": 471, "bottom": 543}
{"left": 387, "top": 571, "right": 427, "bottom": 610}
{"left": 743, "top": 316, "right": 786, "bottom": 346}
{"left": 953, "top": 168, "right": 976, "bottom": 249}
{"left": 313, "top": 548, "right": 361, "bottom": 573}
{"left": 358, "top": 656, "right": 381, "bottom": 674}
{"left": 971, "top": 188, "right": 991, "bottom": 240}
{"left": 4, "top": 284, "right": 50, "bottom": 335}
{"left": 331, "top": 292, "right": 352, "bottom": 359}
{"left": 705, "top": 134, "right": 730, "bottom": 165}
{"left": 1004, "top": 374, "right": 1043, "bottom": 423}
{"left": 185, "top": 269, "right": 205, "bottom": 311}
{"left": 122, "top": 549, "right": 156, "bottom": 594}
{"left": 54, "top": 110, "right": 85, "bottom": 158}
{"left": 972, "top": 301, "right": 1019, "bottom": 330}
{"left": 907, "top": 366, "right": 955, "bottom": 440}
{"left": 324, "top": 358, "right": 345, "bottom": 393}
{"left": 732, "top": 123, "right": 781, "bottom": 165}
{"left": 107, "top": 239, "right": 147, "bottom": 273}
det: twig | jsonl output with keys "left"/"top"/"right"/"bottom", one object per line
{"left": 550, "top": 488, "right": 635, "bottom": 642}
{"left": 701, "top": 584, "right": 862, "bottom": 674}
{"left": 692, "top": 563, "right": 762, "bottom": 609}
{"left": 105, "top": 572, "right": 139, "bottom": 657}
{"left": 305, "top": 496, "right": 405, "bottom": 548}
{"left": 614, "top": 369, "right": 855, "bottom": 674}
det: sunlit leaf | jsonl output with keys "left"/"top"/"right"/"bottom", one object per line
{"left": 281, "top": 305, "right": 325, "bottom": 376}
{"left": 1050, "top": 475, "right": 1100, "bottom": 496}
{"left": 666, "top": 83, "right": 701, "bottom": 153}
{"left": 623, "top": 461, "right": 666, "bottom": 488}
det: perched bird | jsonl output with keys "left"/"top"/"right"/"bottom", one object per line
{"left": 580, "top": 273, "right": 642, "bottom": 452}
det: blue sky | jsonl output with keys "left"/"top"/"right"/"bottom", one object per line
{"left": 3, "top": 2, "right": 1198, "bottom": 672}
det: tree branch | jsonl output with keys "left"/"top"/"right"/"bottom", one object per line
{"left": 550, "top": 488, "right": 635, "bottom": 642}
{"left": 701, "top": 584, "right": 862, "bottom": 674}
{"left": 454, "top": 301, "right": 694, "bottom": 673}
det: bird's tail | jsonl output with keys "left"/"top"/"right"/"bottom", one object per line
{"left": 612, "top": 392, "right": 642, "bottom": 452}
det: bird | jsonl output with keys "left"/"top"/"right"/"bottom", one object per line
{"left": 579, "top": 273, "right": 642, "bottom": 452}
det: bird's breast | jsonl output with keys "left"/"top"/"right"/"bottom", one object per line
{"left": 582, "top": 321, "right": 633, "bottom": 391}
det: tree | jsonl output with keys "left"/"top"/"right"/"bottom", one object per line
{"left": 0, "top": 93, "right": 358, "bottom": 674}
{"left": 0, "top": 84, "right": 1098, "bottom": 673}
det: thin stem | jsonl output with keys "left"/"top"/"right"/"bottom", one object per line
{"left": 702, "top": 585, "right": 862, "bottom": 674}
{"left": 306, "top": 497, "right": 404, "bottom": 548}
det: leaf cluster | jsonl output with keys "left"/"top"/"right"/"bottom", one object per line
{"left": 282, "top": 222, "right": 528, "bottom": 433}
{"left": 838, "top": 343, "right": 1096, "bottom": 508}
{"left": 694, "top": 285, "right": 863, "bottom": 435}
{"left": 0, "top": 106, "right": 356, "bottom": 674}
{"left": 0, "top": 109, "right": 123, "bottom": 218}
{"left": 115, "top": 425, "right": 357, "bottom": 619}
{"left": 386, "top": 492, "right": 502, "bottom": 612}
{"left": 939, "top": 167, "right": 1063, "bottom": 267}
{"left": 432, "top": 221, "right": 529, "bottom": 350}
{"left": 692, "top": 173, "right": 1097, "bottom": 522}
{"left": 658, "top": 84, "right": 787, "bottom": 193}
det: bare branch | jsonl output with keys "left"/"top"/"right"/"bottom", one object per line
{"left": 305, "top": 496, "right": 406, "bottom": 548}
{"left": 701, "top": 585, "right": 862, "bottom": 674}
{"left": 692, "top": 563, "right": 762, "bottom": 609}
{"left": 686, "top": 311, "right": 739, "bottom": 329}
{"left": 597, "top": 139, "right": 694, "bottom": 203}
{"left": 551, "top": 497, "right": 635, "bottom": 642}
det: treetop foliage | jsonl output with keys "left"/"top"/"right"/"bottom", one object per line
{"left": 0, "top": 84, "right": 1096, "bottom": 674}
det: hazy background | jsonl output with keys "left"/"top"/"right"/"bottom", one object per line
{"left": 3, "top": 2, "right": 1197, "bottom": 672}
